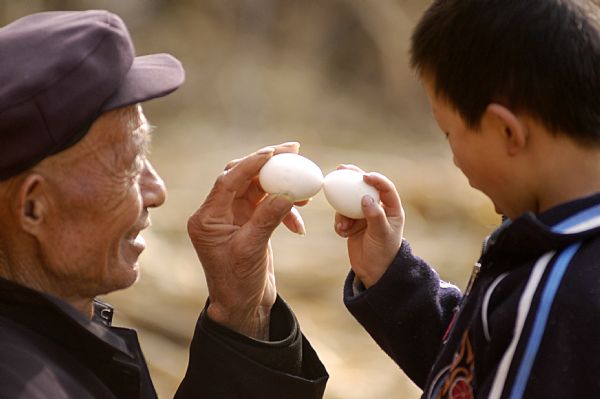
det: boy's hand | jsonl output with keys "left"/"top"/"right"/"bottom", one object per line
{"left": 334, "top": 165, "right": 404, "bottom": 288}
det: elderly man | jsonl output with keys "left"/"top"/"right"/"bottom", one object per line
{"left": 0, "top": 10, "right": 327, "bottom": 398}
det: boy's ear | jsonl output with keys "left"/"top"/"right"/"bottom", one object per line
{"left": 484, "top": 103, "right": 527, "bottom": 156}
{"left": 17, "top": 174, "right": 48, "bottom": 235}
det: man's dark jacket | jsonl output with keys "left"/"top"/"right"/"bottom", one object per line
{"left": 0, "top": 279, "right": 327, "bottom": 398}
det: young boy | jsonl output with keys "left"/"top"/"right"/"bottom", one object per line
{"left": 336, "top": 1, "right": 600, "bottom": 398}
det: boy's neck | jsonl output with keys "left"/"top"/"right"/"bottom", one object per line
{"left": 529, "top": 133, "right": 600, "bottom": 216}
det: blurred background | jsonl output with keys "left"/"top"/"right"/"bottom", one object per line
{"left": 1, "top": 1, "right": 500, "bottom": 398}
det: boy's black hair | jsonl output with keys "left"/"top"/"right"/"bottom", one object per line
{"left": 411, "top": 0, "right": 600, "bottom": 146}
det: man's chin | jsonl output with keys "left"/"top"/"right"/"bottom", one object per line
{"left": 121, "top": 263, "right": 140, "bottom": 288}
{"left": 102, "top": 263, "right": 140, "bottom": 294}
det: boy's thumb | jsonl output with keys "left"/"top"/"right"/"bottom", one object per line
{"left": 362, "top": 195, "right": 389, "bottom": 238}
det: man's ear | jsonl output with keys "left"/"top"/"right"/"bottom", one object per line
{"left": 484, "top": 103, "right": 527, "bottom": 156}
{"left": 17, "top": 174, "right": 48, "bottom": 234}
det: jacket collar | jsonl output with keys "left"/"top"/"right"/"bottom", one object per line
{"left": 0, "top": 277, "right": 134, "bottom": 359}
{"left": 482, "top": 192, "right": 600, "bottom": 265}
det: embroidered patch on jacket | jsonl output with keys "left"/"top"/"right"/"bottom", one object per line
{"left": 436, "top": 331, "right": 476, "bottom": 399}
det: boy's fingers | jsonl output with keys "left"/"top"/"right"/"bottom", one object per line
{"left": 363, "top": 173, "right": 402, "bottom": 217}
{"left": 361, "top": 195, "right": 391, "bottom": 237}
{"left": 335, "top": 213, "right": 356, "bottom": 237}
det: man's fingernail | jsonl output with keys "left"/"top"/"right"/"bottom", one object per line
{"left": 281, "top": 141, "right": 300, "bottom": 147}
{"left": 336, "top": 222, "right": 349, "bottom": 237}
{"left": 296, "top": 218, "right": 306, "bottom": 236}
{"left": 258, "top": 146, "right": 275, "bottom": 155}
{"left": 289, "top": 207, "right": 306, "bottom": 236}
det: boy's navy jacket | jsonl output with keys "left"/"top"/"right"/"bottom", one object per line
{"left": 345, "top": 192, "right": 600, "bottom": 399}
{"left": 0, "top": 281, "right": 328, "bottom": 398}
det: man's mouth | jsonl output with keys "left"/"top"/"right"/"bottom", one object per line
{"left": 132, "top": 234, "right": 146, "bottom": 250}
{"left": 126, "top": 218, "right": 151, "bottom": 252}
{"left": 128, "top": 217, "right": 151, "bottom": 238}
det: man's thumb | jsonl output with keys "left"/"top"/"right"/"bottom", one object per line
{"left": 248, "top": 194, "right": 294, "bottom": 241}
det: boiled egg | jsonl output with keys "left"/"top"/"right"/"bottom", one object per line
{"left": 258, "top": 153, "right": 324, "bottom": 201}
{"left": 323, "top": 169, "right": 380, "bottom": 219}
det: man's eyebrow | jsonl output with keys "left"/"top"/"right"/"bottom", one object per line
{"left": 137, "top": 123, "right": 155, "bottom": 156}
{"left": 144, "top": 123, "right": 156, "bottom": 137}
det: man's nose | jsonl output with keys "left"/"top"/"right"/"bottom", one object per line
{"left": 140, "top": 160, "right": 167, "bottom": 208}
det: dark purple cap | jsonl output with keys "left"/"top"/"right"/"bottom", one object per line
{"left": 0, "top": 10, "right": 185, "bottom": 180}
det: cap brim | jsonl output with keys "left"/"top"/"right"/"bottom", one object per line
{"left": 101, "top": 53, "right": 185, "bottom": 112}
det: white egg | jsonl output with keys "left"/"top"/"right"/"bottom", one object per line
{"left": 258, "top": 153, "right": 324, "bottom": 201}
{"left": 323, "top": 169, "right": 380, "bottom": 219}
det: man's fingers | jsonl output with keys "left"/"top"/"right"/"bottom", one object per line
{"left": 224, "top": 147, "right": 276, "bottom": 192}
{"left": 226, "top": 142, "right": 301, "bottom": 203}
{"left": 294, "top": 198, "right": 311, "bottom": 207}
{"left": 205, "top": 147, "right": 276, "bottom": 217}
{"left": 224, "top": 158, "right": 242, "bottom": 171}
{"left": 336, "top": 164, "right": 365, "bottom": 173}
{"left": 282, "top": 207, "right": 306, "bottom": 235}
{"left": 243, "top": 194, "right": 294, "bottom": 242}
{"left": 272, "top": 141, "right": 300, "bottom": 155}
{"left": 226, "top": 142, "right": 299, "bottom": 172}
{"left": 240, "top": 177, "right": 266, "bottom": 204}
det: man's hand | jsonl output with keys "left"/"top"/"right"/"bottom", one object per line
{"left": 334, "top": 165, "right": 405, "bottom": 288}
{"left": 187, "top": 142, "right": 306, "bottom": 339}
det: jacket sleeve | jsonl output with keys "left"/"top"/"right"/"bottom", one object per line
{"left": 174, "top": 296, "right": 328, "bottom": 399}
{"left": 344, "top": 240, "right": 461, "bottom": 388}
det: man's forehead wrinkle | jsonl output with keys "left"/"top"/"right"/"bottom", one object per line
{"left": 30, "top": 106, "right": 151, "bottom": 186}
{"left": 62, "top": 113, "right": 137, "bottom": 179}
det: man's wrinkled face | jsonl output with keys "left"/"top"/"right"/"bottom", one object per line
{"left": 38, "top": 104, "right": 166, "bottom": 298}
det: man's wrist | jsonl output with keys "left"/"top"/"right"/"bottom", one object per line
{"left": 207, "top": 302, "right": 271, "bottom": 340}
